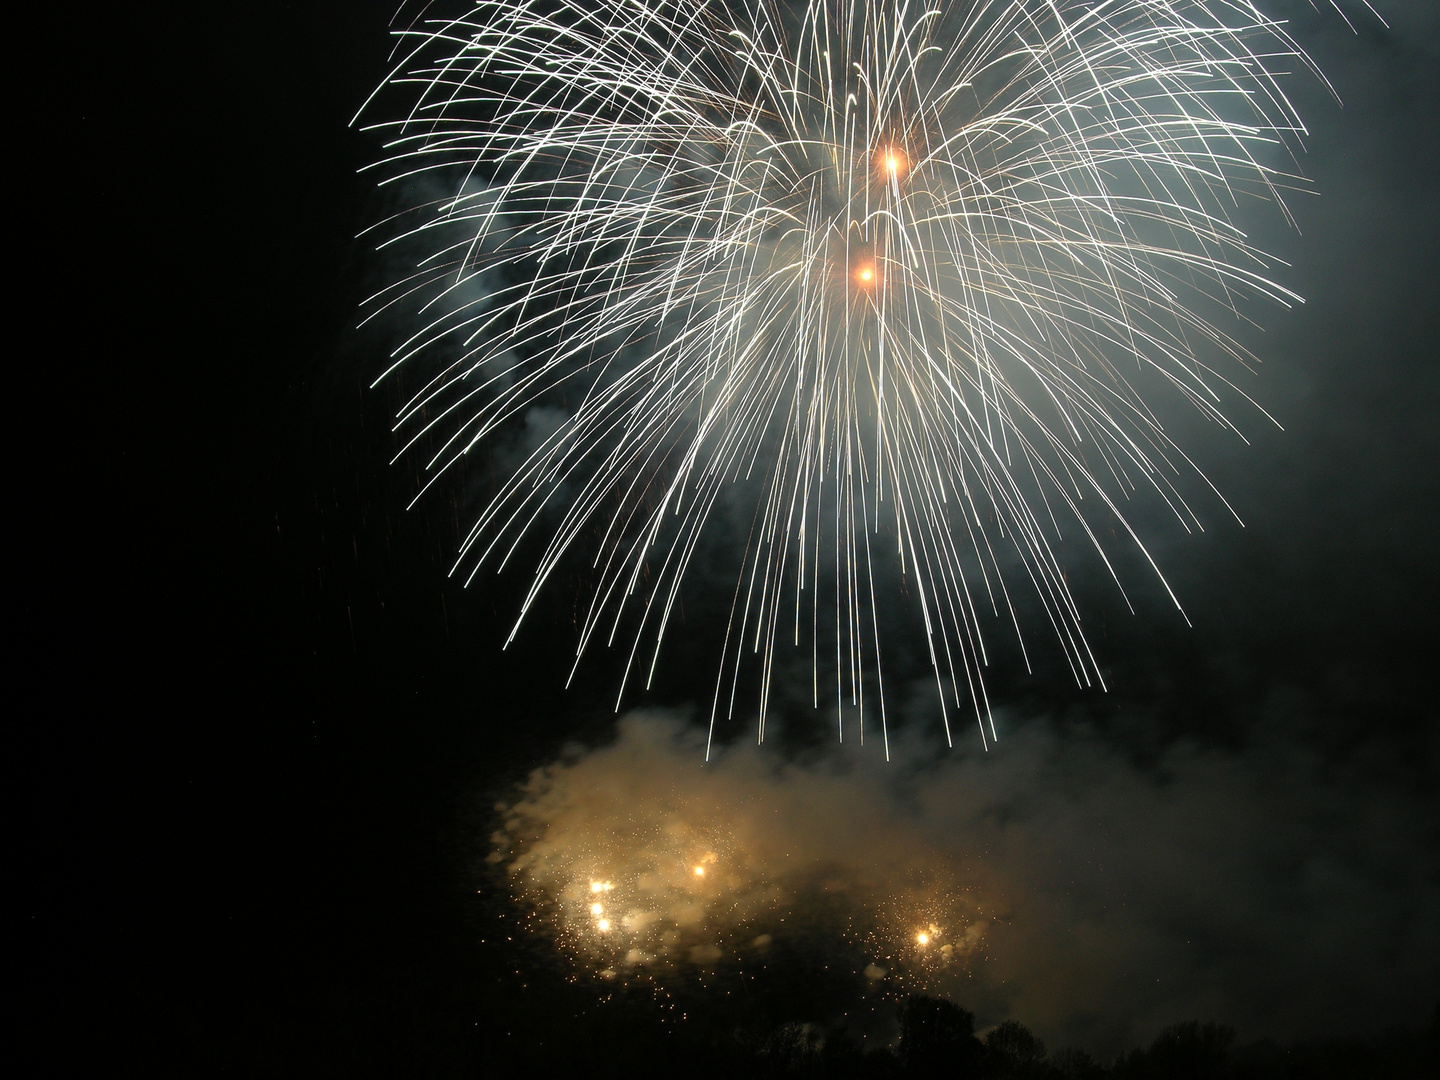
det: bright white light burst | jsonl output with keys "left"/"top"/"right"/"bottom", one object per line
{"left": 358, "top": 0, "right": 1358, "bottom": 752}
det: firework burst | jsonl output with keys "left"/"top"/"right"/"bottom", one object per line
{"left": 357, "top": 0, "right": 1355, "bottom": 752}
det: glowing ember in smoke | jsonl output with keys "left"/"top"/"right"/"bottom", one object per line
{"left": 492, "top": 720, "right": 994, "bottom": 990}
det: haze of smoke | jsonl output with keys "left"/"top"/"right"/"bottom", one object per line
{"left": 493, "top": 710, "right": 1438, "bottom": 1055}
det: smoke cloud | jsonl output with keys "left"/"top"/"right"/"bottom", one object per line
{"left": 492, "top": 707, "right": 1438, "bottom": 1056}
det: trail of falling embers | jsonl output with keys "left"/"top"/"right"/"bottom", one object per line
{"left": 355, "top": 0, "right": 1374, "bottom": 754}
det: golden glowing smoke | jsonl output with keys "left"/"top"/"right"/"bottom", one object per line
{"left": 491, "top": 716, "right": 991, "bottom": 988}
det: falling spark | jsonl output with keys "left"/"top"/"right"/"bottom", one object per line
{"left": 356, "top": 1, "right": 1367, "bottom": 751}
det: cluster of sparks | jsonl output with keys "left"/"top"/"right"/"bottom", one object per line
{"left": 359, "top": 0, "right": 1353, "bottom": 750}
{"left": 493, "top": 779, "right": 985, "bottom": 987}
{"left": 494, "top": 790, "right": 772, "bottom": 973}
{"left": 849, "top": 877, "right": 990, "bottom": 990}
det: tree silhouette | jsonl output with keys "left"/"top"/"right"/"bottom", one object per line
{"left": 1051, "top": 1046, "right": 1107, "bottom": 1080}
{"left": 758, "top": 1021, "right": 825, "bottom": 1076}
{"left": 1114, "top": 1020, "right": 1235, "bottom": 1080}
{"left": 985, "top": 1019, "right": 1049, "bottom": 1078}
{"left": 898, "top": 995, "right": 986, "bottom": 1077}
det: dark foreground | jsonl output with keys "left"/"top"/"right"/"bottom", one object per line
{"left": 480, "top": 991, "right": 1435, "bottom": 1079}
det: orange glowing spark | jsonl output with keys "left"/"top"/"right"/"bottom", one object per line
{"left": 597, "top": 918, "right": 611, "bottom": 932}
{"left": 916, "top": 932, "right": 930, "bottom": 946}
{"left": 591, "top": 902, "right": 604, "bottom": 915}
{"left": 881, "top": 146, "right": 908, "bottom": 180}
{"left": 694, "top": 866, "right": 705, "bottom": 876}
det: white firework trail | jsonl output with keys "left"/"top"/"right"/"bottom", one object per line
{"left": 355, "top": 0, "right": 1372, "bottom": 756}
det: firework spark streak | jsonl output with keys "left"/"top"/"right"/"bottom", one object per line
{"left": 357, "top": 0, "right": 1362, "bottom": 753}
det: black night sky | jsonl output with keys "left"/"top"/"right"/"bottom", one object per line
{"left": 54, "top": 1, "right": 1438, "bottom": 1075}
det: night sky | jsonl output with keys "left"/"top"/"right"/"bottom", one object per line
{"left": 59, "top": 1, "right": 1438, "bottom": 1074}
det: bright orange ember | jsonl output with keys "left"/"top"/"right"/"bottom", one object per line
{"left": 879, "top": 146, "right": 909, "bottom": 182}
